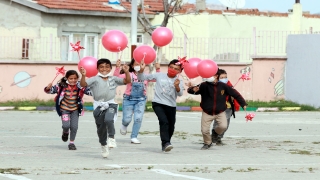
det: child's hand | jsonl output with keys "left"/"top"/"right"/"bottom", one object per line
{"left": 122, "top": 64, "right": 129, "bottom": 73}
{"left": 174, "top": 79, "right": 180, "bottom": 87}
{"left": 80, "top": 67, "right": 86, "bottom": 76}
{"left": 139, "top": 60, "right": 146, "bottom": 73}
{"left": 193, "top": 86, "right": 199, "bottom": 92}
{"left": 46, "top": 83, "right": 53, "bottom": 90}
{"left": 116, "top": 59, "right": 121, "bottom": 68}
{"left": 155, "top": 62, "right": 160, "bottom": 70}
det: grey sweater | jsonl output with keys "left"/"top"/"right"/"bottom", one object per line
{"left": 138, "top": 72, "right": 184, "bottom": 107}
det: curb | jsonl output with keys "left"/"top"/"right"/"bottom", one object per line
{"left": 0, "top": 106, "right": 304, "bottom": 112}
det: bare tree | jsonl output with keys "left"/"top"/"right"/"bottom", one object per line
{"left": 121, "top": 0, "right": 183, "bottom": 100}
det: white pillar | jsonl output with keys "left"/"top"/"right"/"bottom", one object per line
{"left": 131, "top": 0, "right": 138, "bottom": 45}
{"left": 291, "top": 3, "right": 302, "bottom": 32}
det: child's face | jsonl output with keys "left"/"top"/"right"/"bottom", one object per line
{"left": 168, "top": 64, "right": 181, "bottom": 73}
{"left": 67, "top": 74, "right": 78, "bottom": 85}
{"left": 98, "top": 63, "right": 112, "bottom": 75}
{"left": 132, "top": 61, "right": 140, "bottom": 67}
{"left": 219, "top": 73, "right": 227, "bottom": 80}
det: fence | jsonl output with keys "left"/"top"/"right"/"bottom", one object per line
{"left": 0, "top": 28, "right": 317, "bottom": 62}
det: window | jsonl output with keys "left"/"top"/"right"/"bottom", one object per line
{"left": 137, "top": 34, "right": 143, "bottom": 44}
{"left": 60, "top": 33, "right": 98, "bottom": 61}
{"left": 22, "top": 38, "right": 29, "bottom": 59}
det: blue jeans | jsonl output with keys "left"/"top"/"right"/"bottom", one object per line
{"left": 122, "top": 95, "right": 146, "bottom": 138}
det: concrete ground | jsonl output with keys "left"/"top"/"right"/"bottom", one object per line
{"left": 1, "top": 111, "right": 320, "bottom": 180}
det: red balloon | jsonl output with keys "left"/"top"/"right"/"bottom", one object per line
{"left": 78, "top": 56, "right": 98, "bottom": 78}
{"left": 197, "top": 60, "right": 218, "bottom": 78}
{"left": 184, "top": 58, "right": 201, "bottom": 79}
{"left": 152, "top": 27, "right": 173, "bottom": 47}
{"left": 133, "top": 45, "right": 157, "bottom": 65}
{"left": 102, "top": 30, "right": 128, "bottom": 52}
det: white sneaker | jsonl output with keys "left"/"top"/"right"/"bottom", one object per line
{"left": 120, "top": 125, "right": 127, "bottom": 135}
{"left": 131, "top": 138, "right": 141, "bottom": 144}
{"left": 108, "top": 138, "right": 117, "bottom": 148}
{"left": 101, "top": 145, "right": 109, "bottom": 158}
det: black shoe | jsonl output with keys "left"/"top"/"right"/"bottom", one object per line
{"left": 62, "top": 132, "right": 69, "bottom": 142}
{"left": 211, "top": 129, "right": 218, "bottom": 143}
{"left": 163, "top": 143, "right": 173, "bottom": 152}
{"left": 201, "top": 143, "right": 212, "bottom": 150}
{"left": 216, "top": 137, "right": 223, "bottom": 146}
{"left": 68, "top": 143, "right": 77, "bottom": 150}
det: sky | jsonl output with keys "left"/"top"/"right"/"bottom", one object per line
{"left": 193, "top": 0, "right": 320, "bottom": 14}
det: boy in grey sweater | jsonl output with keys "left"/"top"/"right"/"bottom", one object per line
{"left": 138, "top": 59, "right": 185, "bottom": 152}
{"left": 80, "top": 59, "right": 131, "bottom": 158}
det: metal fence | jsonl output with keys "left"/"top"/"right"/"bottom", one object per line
{"left": 0, "top": 28, "right": 317, "bottom": 63}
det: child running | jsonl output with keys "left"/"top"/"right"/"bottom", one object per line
{"left": 44, "top": 70, "right": 92, "bottom": 150}
{"left": 137, "top": 59, "right": 185, "bottom": 152}
{"left": 113, "top": 59, "right": 160, "bottom": 144}
{"left": 80, "top": 58, "right": 131, "bottom": 158}
{"left": 187, "top": 69, "right": 247, "bottom": 150}
{"left": 212, "top": 69, "right": 240, "bottom": 145}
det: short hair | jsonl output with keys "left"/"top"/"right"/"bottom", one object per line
{"left": 97, "top": 58, "right": 112, "bottom": 69}
{"left": 168, "top": 59, "right": 183, "bottom": 71}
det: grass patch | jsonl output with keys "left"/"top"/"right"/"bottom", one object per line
{"left": 288, "top": 170, "right": 304, "bottom": 173}
{"left": 139, "top": 131, "right": 159, "bottom": 135}
{"left": 312, "top": 142, "right": 320, "bottom": 144}
{"left": 179, "top": 167, "right": 210, "bottom": 173}
{"left": 289, "top": 149, "right": 311, "bottom": 155}
{"left": 147, "top": 166, "right": 154, "bottom": 170}
{"left": 236, "top": 167, "right": 260, "bottom": 172}
{"left": 0, "top": 168, "right": 28, "bottom": 175}
{"left": 1, "top": 99, "right": 318, "bottom": 111}
{"left": 217, "top": 167, "right": 233, "bottom": 173}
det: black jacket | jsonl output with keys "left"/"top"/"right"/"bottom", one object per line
{"left": 187, "top": 81, "right": 247, "bottom": 116}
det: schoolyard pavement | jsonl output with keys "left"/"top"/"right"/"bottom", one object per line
{"left": 1, "top": 111, "right": 320, "bottom": 180}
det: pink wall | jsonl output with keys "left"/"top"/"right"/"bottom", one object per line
{"left": 0, "top": 57, "right": 286, "bottom": 103}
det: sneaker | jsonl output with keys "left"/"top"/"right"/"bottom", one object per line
{"left": 131, "top": 138, "right": 141, "bottom": 144}
{"left": 211, "top": 129, "right": 218, "bottom": 143}
{"left": 120, "top": 125, "right": 127, "bottom": 135}
{"left": 201, "top": 143, "right": 212, "bottom": 150}
{"left": 62, "top": 132, "right": 69, "bottom": 142}
{"left": 101, "top": 145, "right": 109, "bottom": 158}
{"left": 68, "top": 143, "right": 77, "bottom": 150}
{"left": 216, "top": 137, "right": 223, "bottom": 146}
{"left": 163, "top": 143, "right": 173, "bottom": 152}
{"left": 108, "top": 138, "right": 117, "bottom": 148}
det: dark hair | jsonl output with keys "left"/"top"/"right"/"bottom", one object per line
{"left": 168, "top": 59, "right": 183, "bottom": 71}
{"left": 58, "top": 70, "right": 79, "bottom": 87}
{"left": 97, "top": 58, "right": 112, "bottom": 69}
{"left": 120, "top": 59, "right": 135, "bottom": 74}
{"left": 218, "top": 69, "right": 227, "bottom": 75}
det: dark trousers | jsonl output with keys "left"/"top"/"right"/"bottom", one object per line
{"left": 152, "top": 102, "right": 176, "bottom": 146}
{"left": 93, "top": 105, "right": 117, "bottom": 146}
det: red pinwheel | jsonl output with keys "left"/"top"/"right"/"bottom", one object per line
{"left": 51, "top": 66, "right": 66, "bottom": 83}
{"left": 70, "top": 41, "right": 84, "bottom": 60}
{"left": 175, "top": 56, "right": 188, "bottom": 68}
{"left": 234, "top": 72, "right": 251, "bottom": 87}
{"left": 245, "top": 112, "right": 255, "bottom": 122}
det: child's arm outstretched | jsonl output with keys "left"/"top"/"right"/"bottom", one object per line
{"left": 225, "top": 85, "right": 247, "bottom": 110}
{"left": 44, "top": 83, "right": 58, "bottom": 94}
{"left": 80, "top": 67, "right": 87, "bottom": 87}
{"left": 137, "top": 60, "right": 157, "bottom": 81}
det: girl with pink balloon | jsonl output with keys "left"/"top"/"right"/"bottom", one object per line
{"left": 187, "top": 69, "right": 248, "bottom": 150}
{"left": 44, "top": 70, "right": 93, "bottom": 151}
{"left": 113, "top": 59, "right": 161, "bottom": 144}
{"left": 137, "top": 59, "right": 186, "bottom": 152}
{"left": 80, "top": 59, "right": 131, "bottom": 158}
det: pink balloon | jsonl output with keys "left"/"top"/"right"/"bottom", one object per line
{"left": 78, "top": 56, "right": 98, "bottom": 78}
{"left": 102, "top": 30, "right": 128, "bottom": 52}
{"left": 133, "top": 45, "right": 157, "bottom": 65}
{"left": 152, "top": 27, "right": 173, "bottom": 47}
{"left": 184, "top": 58, "right": 201, "bottom": 79}
{"left": 197, "top": 60, "right": 218, "bottom": 78}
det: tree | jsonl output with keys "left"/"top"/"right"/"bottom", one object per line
{"left": 121, "top": 0, "right": 183, "bottom": 100}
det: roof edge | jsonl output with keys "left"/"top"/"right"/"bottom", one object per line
{"left": 12, "top": 0, "right": 155, "bottom": 18}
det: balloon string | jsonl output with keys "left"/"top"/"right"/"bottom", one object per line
{"left": 142, "top": 53, "right": 146, "bottom": 62}
{"left": 77, "top": 52, "right": 80, "bottom": 61}
{"left": 118, "top": 47, "right": 123, "bottom": 60}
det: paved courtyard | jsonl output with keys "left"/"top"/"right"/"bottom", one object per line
{"left": 1, "top": 111, "right": 320, "bottom": 180}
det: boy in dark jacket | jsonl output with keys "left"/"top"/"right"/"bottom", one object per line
{"left": 187, "top": 70, "right": 247, "bottom": 150}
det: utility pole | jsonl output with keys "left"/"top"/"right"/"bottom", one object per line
{"left": 131, "top": 0, "right": 138, "bottom": 59}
